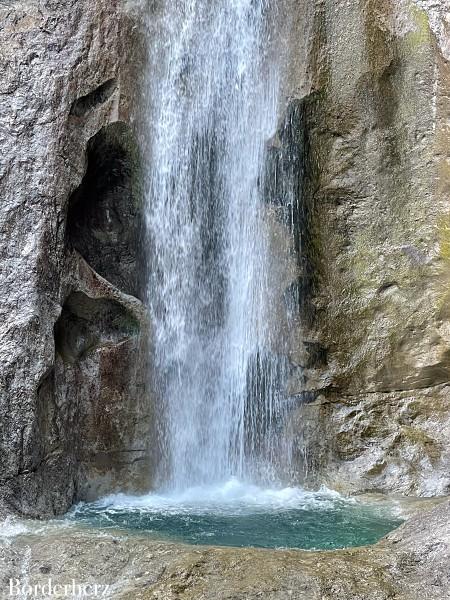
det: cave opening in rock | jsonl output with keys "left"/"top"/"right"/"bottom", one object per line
{"left": 66, "top": 121, "right": 145, "bottom": 300}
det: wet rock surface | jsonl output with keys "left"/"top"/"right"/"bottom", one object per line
{"left": 282, "top": 0, "right": 450, "bottom": 495}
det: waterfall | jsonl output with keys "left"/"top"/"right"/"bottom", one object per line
{"left": 142, "top": 0, "right": 296, "bottom": 490}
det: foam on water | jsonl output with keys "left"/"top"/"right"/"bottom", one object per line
{"left": 75, "top": 478, "right": 345, "bottom": 516}
{"left": 0, "top": 517, "right": 30, "bottom": 539}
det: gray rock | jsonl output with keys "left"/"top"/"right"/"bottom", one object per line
{"left": 281, "top": 0, "right": 450, "bottom": 496}
{"left": 0, "top": 0, "right": 152, "bottom": 517}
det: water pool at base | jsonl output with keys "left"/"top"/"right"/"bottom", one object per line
{"left": 68, "top": 479, "right": 403, "bottom": 550}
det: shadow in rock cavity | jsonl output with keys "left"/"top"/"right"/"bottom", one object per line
{"left": 66, "top": 122, "right": 145, "bottom": 300}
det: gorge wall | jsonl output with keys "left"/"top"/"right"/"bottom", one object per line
{"left": 285, "top": 0, "right": 450, "bottom": 497}
{"left": 0, "top": 0, "right": 449, "bottom": 517}
{"left": 0, "top": 0, "right": 153, "bottom": 517}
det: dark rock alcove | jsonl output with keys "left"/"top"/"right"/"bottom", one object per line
{"left": 70, "top": 78, "right": 117, "bottom": 117}
{"left": 67, "top": 121, "right": 145, "bottom": 300}
{"left": 48, "top": 122, "right": 152, "bottom": 508}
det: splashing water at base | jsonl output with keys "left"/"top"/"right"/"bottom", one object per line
{"left": 69, "top": 479, "right": 403, "bottom": 550}
{"left": 0, "top": 517, "right": 30, "bottom": 541}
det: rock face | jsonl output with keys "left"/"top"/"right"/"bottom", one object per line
{"left": 0, "top": 0, "right": 152, "bottom": 517}
{"left": 281, "top": 0, "right": 450, "bottom": 496}
{"left": 0, "top": 0, "right": 449, "bottom": 516}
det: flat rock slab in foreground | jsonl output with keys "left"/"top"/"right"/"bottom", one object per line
{"left": 0, "top": 501, "right": 449, "bottom": 599}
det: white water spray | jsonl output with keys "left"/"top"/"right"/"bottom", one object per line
{"left": 143, "top": 0, "right": 295, "bottom": 490}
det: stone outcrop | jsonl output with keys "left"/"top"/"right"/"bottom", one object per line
{"left": 281, "top": 0, "right": 450, "bottom": 496}
{"left": 0, "top": 0, "right": 152, "bottom": 517}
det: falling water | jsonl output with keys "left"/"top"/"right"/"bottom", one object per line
{"left": 142, "top": 0, "right": 295, "bottom": 490}
{"left": 63, "top": 3, "right": 405, "bottom": 554}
